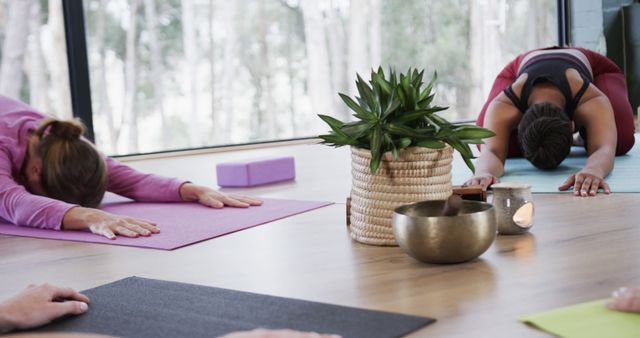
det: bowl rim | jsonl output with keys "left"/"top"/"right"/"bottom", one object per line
{"left": 393, "top": 199, "right": 494, "bottom": 219}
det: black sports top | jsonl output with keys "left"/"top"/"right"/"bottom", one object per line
{"left": 503, "top": 53, "right": 593, "bottom": 118}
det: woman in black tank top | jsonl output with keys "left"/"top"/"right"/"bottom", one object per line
{"left": 465, "top": 47, "right": 627, "bottom": 197}
{"left": 502, "top": 52, "right": 594, "bottom": 170}
{"left": 504, "top": 53, "right": 592, "bottom": 119}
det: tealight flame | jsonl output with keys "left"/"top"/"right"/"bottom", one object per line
{"left": 513, "top": 202, "right": 534, "bottom": 228}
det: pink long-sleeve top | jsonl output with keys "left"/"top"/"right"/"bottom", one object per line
{"left": 0, "top": 96, "right": 185, "bottom": 230}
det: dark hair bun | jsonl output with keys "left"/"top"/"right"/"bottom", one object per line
{"left": 519, "top": 103, "right": 572, "bottom": 170}
{"left": 36, "top": 118, "right": 86, "bottom": 141}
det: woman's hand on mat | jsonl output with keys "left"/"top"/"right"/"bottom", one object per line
{"left": 464, "top": 174, "right": 499, "bottom": 190}
{"left": 0, "top": 284, "right": 89, "bottom": 333}
{"left": 558, "top": 171, "right": 611, "bottom": 196}
{"left": 62, "top": 207, "right": 159, "bottom": 240}
{"left": 218, "top": 329, "right": 341, "bottom": 338}
{"left": 179, "top": 183, "right": 263, "bottom": 208}
{"left": 607, "top": 287, "right": 640, "bottom": 313}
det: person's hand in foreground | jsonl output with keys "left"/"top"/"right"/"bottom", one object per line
{"left": 218, "top": 329, "right": 341, "bottom": 338}
{"left": 0, "top": 284, "right": 89, "bottom": 333}
{"left": 558, "top": 170, "right": 611, "bottom": 197}
{"left": 607, "top": 287, "right": 640, "bottom": 313}
{"left": 62, "top": 207, "right": 159, "bottom": 240}
{"left": 179, "top": 183, "right": 263, "bottom": 208}
{"left": 464, "top": 173, "right": 499, "bottom": 190}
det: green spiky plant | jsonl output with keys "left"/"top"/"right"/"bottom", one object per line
{"left": 318, "top": 67, "right": 495, "bottom": 174}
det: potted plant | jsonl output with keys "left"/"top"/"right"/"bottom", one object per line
{"left": 319, "top": 67, "right": 495, "bottom": 246}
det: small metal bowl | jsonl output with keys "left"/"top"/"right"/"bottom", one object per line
{"left": 392, "top": 200, "right": 496, "bottom": 264}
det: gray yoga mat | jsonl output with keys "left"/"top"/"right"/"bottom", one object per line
{"left": 35, "top": 277, "right": 434, "bottom": 338}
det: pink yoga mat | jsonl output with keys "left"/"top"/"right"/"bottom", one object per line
{"left": 0, "top": 194, "right": 332, "bottom": 250}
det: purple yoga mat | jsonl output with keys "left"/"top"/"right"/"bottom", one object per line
{"left": 0, "top": 194, "right": 332, "bottom": 250}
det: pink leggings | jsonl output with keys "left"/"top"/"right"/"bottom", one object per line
{"left": 476, "top": 47, "right": 635, "bottom": 157}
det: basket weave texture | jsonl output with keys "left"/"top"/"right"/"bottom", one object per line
{"left": 349, "top": 146, "right": 453, "bottom": 246}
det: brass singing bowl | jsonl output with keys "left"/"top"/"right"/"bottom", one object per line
{"left": 392, "top": 200, "right": 497, "bottom": 264}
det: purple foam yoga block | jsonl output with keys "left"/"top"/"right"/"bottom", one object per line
{"left": 216, "top": 156, "right": 296, "bottom": 187}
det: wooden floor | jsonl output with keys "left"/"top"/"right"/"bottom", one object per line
{"left": 1, "top": 142, "right": 639, "bottom": 337}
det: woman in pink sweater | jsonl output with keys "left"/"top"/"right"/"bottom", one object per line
{"left": 0, "top": 95, "right": 261, "bottom": 239}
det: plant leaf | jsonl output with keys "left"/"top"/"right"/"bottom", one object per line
{"left": 447, "top": 135, "right": 475, "bottom": 172}
{"left": 372, "top": 71, "right": 393, "bottom": 96}
{"left": 429, "top": 113, "right": 451, "bottom": 126}
{"left": 423, "top": 115, "right": 441, "bottom": 133}
{"left": 454, "top": 126, "right": 496, "bottom": 139}
{"left": 339, "top": 93, "right": 374, "bottom": 121}
{"left": 396, "top": 87, "right": 406, "bottom": 105}
{"left": 317, "top": 114, "right": 345, "bottom": 133}
{"left": 370, "top": 154, "right": 381, "bottom": 175}
{"left": 383, "top": 133, "right": 398, "bottom": 160}
{"left": 356, "top": 74, "right": 377, "bottom": 115}
{"left": 462, "top": 139, "right": 486, "bottom": 144}
{"left": 381, "top": 94, "right": 400, "bottom": 119}
{"left": 389, "top": 68, "right": 397, "bottom": 87}
{"left": 416, "top": 139, "right": 446, "bottom": 149}
{"left": 412, "top": 69, "right": 424, "bottom": 88}
{"left": 342, "top": 120, "right": 372, "bottom": 138}
{"left": 435, "top": 127, "right": 454, "bottom": 138}
{"left": 417, "top": 93, "right": 435, "bottom": 107}
{"left": 462, "top": 155, "right": 475, "bottom": 173}
{"left": 369, "top": 126, "right": 383, "bottom": 174}
{"left": 395, "top": 108, "right": 442, "bottom": 124}
{"left": 386, "top": 123, "right": 432, "bottom": 139}
{"left": 318, "top": 133, "right": 357, "bottom": 147}
{"left": 396, "top": 137, "right": 411, "bottom": 149}
{"left": 356, "top": 96, "right": 370, "bottom": 111}
{"left": 419, "top": 71, "right": 437, "bottom": 101}
{"left": 401, "top": 74, "right": 416, "bottom": 109}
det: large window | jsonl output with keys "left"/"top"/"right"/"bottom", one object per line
{"left": 84, "top": 0, "right": 557, "bottom": 156}
{"left": 0, "top": 1, "right": 557, "bottom": 156}
{"left": 0, "top": 0, "right": 72, "bottom": 119}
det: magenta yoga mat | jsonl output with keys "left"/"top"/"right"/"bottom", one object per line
{"left": 0, "top": 194, "right": 332, "bottom": 250}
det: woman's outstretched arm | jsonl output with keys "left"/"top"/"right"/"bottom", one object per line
{"left": 559, "top": 91, "right": 617, "bottom": 196}
{"left": 105, "top": 157, "right": 261, "bottom": 208}
{"left": 466, "top": 95, "right": 522, "bottom": 189}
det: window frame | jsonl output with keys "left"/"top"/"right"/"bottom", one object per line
{"left": 557, "top": 0, "right": 570, "bottom": 46}
{"left": 63, "top": 0, "right": 95, "bottom": 142}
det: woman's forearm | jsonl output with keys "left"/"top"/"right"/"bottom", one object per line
{"left": 474, "top": 150, "right": 505, "bottom": 178}
{"left": 105, "top": 157, "right": 185, "bottom": 202}
{"left": 583, "top": 147, "right": 615, "bottom": 178}
{"left": 61, "top": 207, "right": 95, "bottom": 231}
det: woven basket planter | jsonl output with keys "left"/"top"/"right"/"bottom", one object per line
{"left": 349, "top": 146, "right": 454, "bottom": 246}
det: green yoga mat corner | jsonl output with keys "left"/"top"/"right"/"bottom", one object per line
{"left": 519, "top": 299, "right": 640, "bottom": 338}
{"left": 499, "top": 143, "right": 640, "bottom": 193}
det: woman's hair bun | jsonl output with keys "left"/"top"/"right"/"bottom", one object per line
{"left": 36, "top": 118, "right": 86, "bottom": 141}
